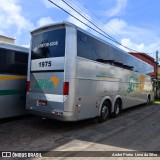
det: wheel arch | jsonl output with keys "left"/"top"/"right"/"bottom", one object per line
{"left": 99, "top": 96, "right": 112, "bottom": 116}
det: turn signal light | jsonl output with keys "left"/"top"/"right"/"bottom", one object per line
{"left": 26, "top": 81, "right": 30, "bottom": 93}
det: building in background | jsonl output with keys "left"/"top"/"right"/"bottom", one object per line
{"left": 158, "top": 65, "right": 160, "bottom": 78}
{"left": 128, "top": 52, "right": 156, "bottom": 78}
{"left": 0, "top": 35, "right": 15, "bottom": 44}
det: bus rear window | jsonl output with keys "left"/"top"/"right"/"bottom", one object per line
{"left": 31, "top": 28, "right": 65, "bottom": 59}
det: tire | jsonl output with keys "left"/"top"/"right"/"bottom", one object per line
{"left": 112, "top": 99, "right": 121, "bottom": 118}
{"left": 98, "top": 101, "right": 110, "bottom": 123}
{"left": 146, "top": 96, "right": 151, "bottom": 106}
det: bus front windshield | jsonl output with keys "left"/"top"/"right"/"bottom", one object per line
{"left": 31, "top": 28, "right": 65, "bottom": 60}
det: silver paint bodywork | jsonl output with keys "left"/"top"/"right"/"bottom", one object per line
{"left": 26, "top": 22, "right": 154, "bottom": 121}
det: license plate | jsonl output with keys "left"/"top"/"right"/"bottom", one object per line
{"left": 38, "top": 100, "right": 47, "bottom": 107}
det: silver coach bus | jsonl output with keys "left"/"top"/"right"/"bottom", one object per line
{"left": 0, "top": 42, "right": 29, "bottom": 118}
{"left": 26, "top": 22, "right": 154, "bottom": 122}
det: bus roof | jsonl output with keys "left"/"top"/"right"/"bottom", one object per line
{"left": 30, "top": 21, "right": 153, "bottom": 69}
{"left": 0, "top": 41, "right": 29, "bottom": 53}
{"left": 31, "top": 21, "right": 74, "bottom": 34}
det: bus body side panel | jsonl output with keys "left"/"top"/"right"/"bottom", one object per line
{"left": 123, "top": 73, "right": 152, "bottom": 108}
{"left": 77, "top": 79, "right": 97, "bottom": 120}
{"left": 0, "top": 74, "right": 26, "bottom": 118}
{"left": 76, "top": 57, "right": 153, "bottom": 117}
{"left": 76, "top": 58, "right": 102, "bottom": 120}
{"left": 76, "top": 58, "right": 121, "bottom": 119}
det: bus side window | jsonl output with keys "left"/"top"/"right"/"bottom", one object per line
{"left": 80, "top": 35, "right": 88, "bottom": 43}
{"left": 77, "top": 31, "right": 93, "bottom": 60}
{"left": 0, "top": 48, "right": 28, "bottom": 75}
{"left": 14, "top": 52, "right": 28, "bottom": 75}
{"left": 92, "top": 38, "right": 109, "bottom": 61}
{"left": 0, "top": 49, "right": 13, "bottom": 74}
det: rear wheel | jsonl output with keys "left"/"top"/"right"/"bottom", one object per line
{"left": 98, "top": 101, "right": 110, "bottom": 123}
{"left": 112, "top": 99, "right": 121, "bottom": 117}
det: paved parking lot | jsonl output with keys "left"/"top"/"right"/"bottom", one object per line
{"left": 1, "top": 104, "right": 160, "bottom": 159}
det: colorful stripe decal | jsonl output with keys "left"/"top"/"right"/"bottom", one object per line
{"left": 0, "top": 75, "right": 26, "bottom": 81}
{"left": 96, "top": 75, "right": 119, "bottom": 80}
{"left": 0, "top": 89, "right": 25, "bottom": 96}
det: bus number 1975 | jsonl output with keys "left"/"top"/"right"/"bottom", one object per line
{"left": 39, "top": 61, "right": 52, "bottom": 67}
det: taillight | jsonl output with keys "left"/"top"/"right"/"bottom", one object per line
{"left": 63, "top": 82, "right": 69, "bottom": 95}
{"left": 26, "top": 81, "right": 30, "bottom": 93}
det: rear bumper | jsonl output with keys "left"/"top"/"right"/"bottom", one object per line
{"left": 26, "top": 108, "right": 77, "bottom": 121}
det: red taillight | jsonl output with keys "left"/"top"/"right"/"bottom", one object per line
{"left": 63, "top": 82, "right": 69, "bottom": 95}
{"left": 26, "top": 81, "right": 30, "bottom": 93}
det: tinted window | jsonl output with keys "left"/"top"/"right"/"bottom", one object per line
{"left": 15, "top": 52, "right": 28, "bottom": 63}
{"left": 77, "top": 31, "right": 93, "bottom": 60}
{"left": 92, "top": 38, "right": 109, "bottom": 61}
{"left": 109, "top": 48, "right": 124, "bottom": 64}
{"left": 77, "top": 30, "right": 111, "bottom": 61}
{"left": 77, "top": 30, "right": 154, "bottom": 73}
{"left": 31, "top": 28, "right": 65, "bottom": 59}
{"left": 0, "top": 48, "right": 28, "bottom": 75}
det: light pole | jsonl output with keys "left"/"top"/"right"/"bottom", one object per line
{"left": 156, "top": 50, "right": 159, "bottom": 98}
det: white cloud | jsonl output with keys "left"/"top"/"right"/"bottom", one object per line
{"left": 103, "top": 18, "right": 160, "bottom": 54}
{"left": 22, "top": 44, "right": 30, "bottom": 48}
{"left": 105, "top": 19, "right": 127, "bottom": 34}
{"left": 120, "top": 38, "right": 145, "bottom": 51}
{"left": 43, "top": 0, "right": 54, "bottom": 8}
{"left": 37, "top": 17, "right": 55, "bottom": 27}
{"left": 120, "top": 38, "right": 160, "bottom": 54}
{"left": 43, "top": 0, "right": 90, "bottom": 30}
{"left": 0, "top": 30, "right": 4, "bottom": 35}
{"left": 67, "top": 15, "right": 89, "bottom": 30}
{"left": 43, "top": 0, "right": 72, "bottom": 11}
{"left": 66, "top": 7, "right": 92, "bottom": 30}
{"left": 0, "top": 0, "right": 33, "bottom": 34}
{"left": 106, "top": 19, "right": 159, "bottom": 43}
{"left": 106, "top": 0, "right": 128, "bottom": 17}
{"left": 0, "top": 0, "right": 34, "bottom": 46}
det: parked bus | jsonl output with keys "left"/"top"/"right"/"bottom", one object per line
{"left": 26, "top": 22, "right": 154, "bottom": 122}
{"left": 0, "top": 42, "right": 29, "bottom": 118}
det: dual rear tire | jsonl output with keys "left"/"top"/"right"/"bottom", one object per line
{"left": 112, "top": 99, "right": 121, "bottom": 117}
{"left": 98, "top": 99, "right": 121, "bottom": 123}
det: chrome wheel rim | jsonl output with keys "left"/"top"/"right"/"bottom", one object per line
{"left": 102, "top": 105, "right": 109, "bottom": 119}
{"left": 115, "top": 104, "right": 120, "bottom": 115}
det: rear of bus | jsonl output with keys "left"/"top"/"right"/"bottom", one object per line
{"left": 26, "top": 22, "right": 78, "bottom": 121}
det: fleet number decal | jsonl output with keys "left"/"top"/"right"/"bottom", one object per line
{"left": 39, "top": 61, "right": 52, "bottom": 67}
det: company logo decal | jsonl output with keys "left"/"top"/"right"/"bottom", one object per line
{"left": 127, "top": 75, "right": 145, "bottom": 93}
{"left": 34, "top": 76, "right": 60, "bottom": 89}
{"left": 50, "top": 77, "right": 60, "bottom": 87}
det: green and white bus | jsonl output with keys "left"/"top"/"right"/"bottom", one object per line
{"left": 26, "top": 22, "right": 154, "bottom": 122}
{"left": 0, "top": 42, "right": 29, "bottom": 118}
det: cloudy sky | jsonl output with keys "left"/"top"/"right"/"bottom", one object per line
{"left": 0, "top": 0, "right": 159, "bottom": 58}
